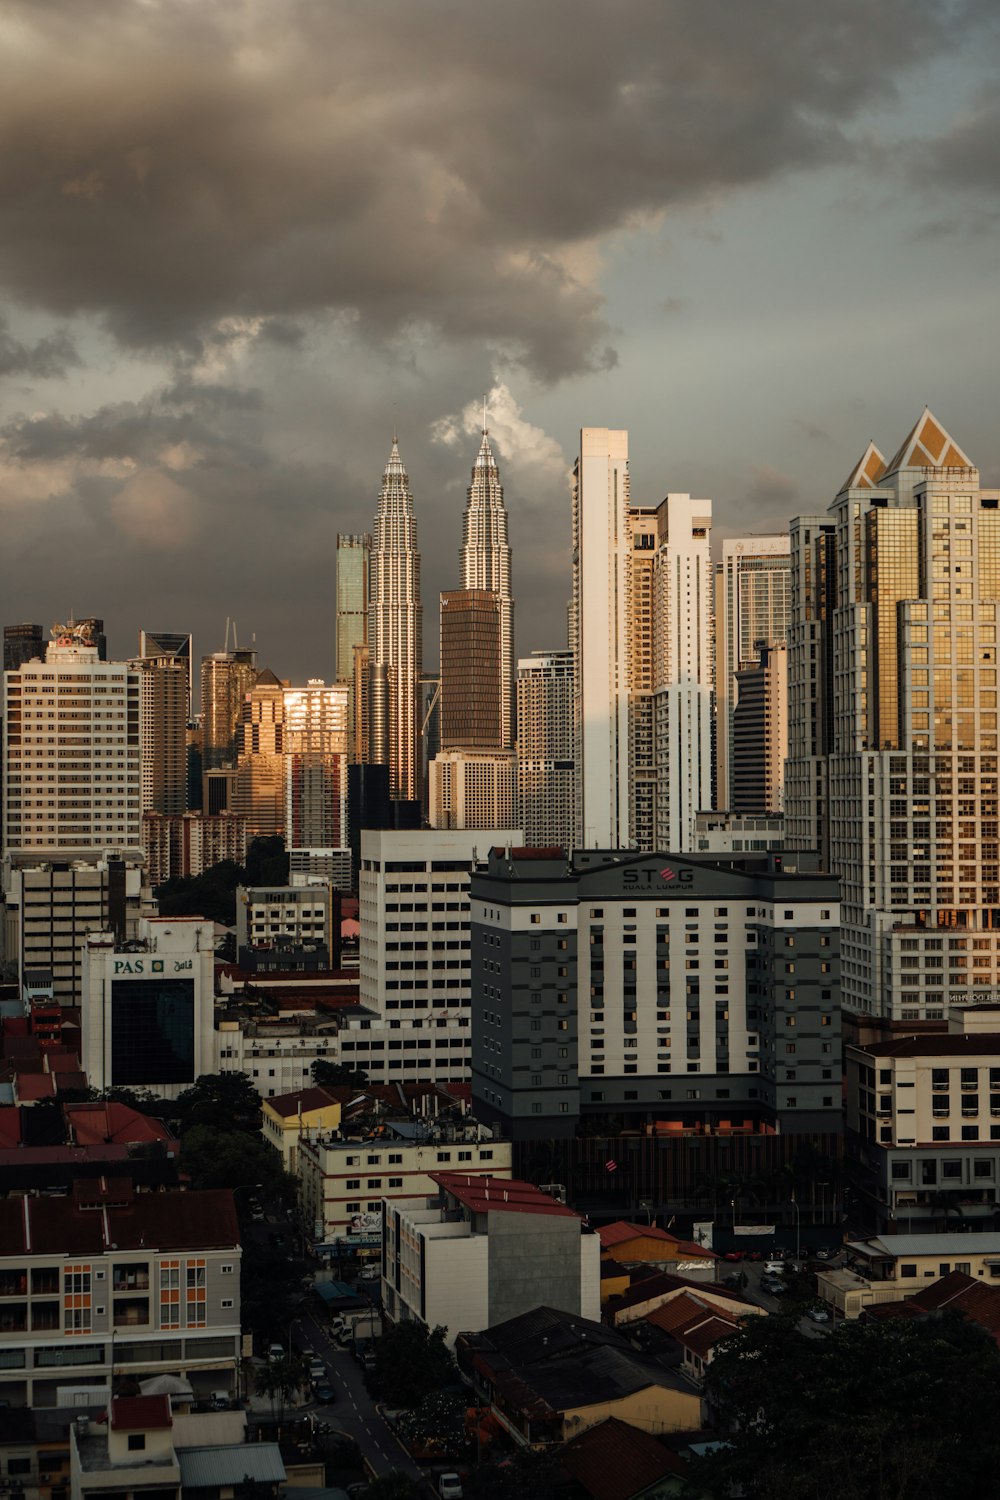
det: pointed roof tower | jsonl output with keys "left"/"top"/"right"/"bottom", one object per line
{"left": 837, "top": 440, "right": 887, "bottom": 496}
{"left": 384, "top": 435, "right": 407, "bottom": 480}
{"left": 884, "top": 409, "right": 972, "bottom": 476}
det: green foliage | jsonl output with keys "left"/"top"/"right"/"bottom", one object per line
{"left": 372, "top": 1321, "right": 456, "bottom": 1409}
{"left": 240, "top": 1239, "right": 305, "bottom": 1340}
{"left": 700, "top": 1309, "right": 1000, "bottom": 1500}
{"left": 175, "top": 1071, "right": 262, "bottom": 1134}
{"left": 311, "top": 1058, "right": 369, "bottom": 1089}
{"left": 254, "top": 1352, "right": 307, "bottom": 1423}
{"left": 153, "top": 837, "right": 289, "bottom": 926}
{"left": 179, "top": 1123, "right": 285, "bottom": 1191}
{"left": 245, "top": 835, "right": 290, "bottom": 888}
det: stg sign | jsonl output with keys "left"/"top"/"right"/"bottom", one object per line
{"left": 622, "top": 865, "right": 694, "bottom": 888}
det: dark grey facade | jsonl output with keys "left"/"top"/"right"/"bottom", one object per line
{"left": 470, "top": 848, "right": 841, "bottom": 1141}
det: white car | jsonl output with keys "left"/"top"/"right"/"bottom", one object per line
{"left": 762, "top": 1261, "right": 784, "bottom": 1276}
{"left": 807, "top": 1306, "right": 830, "bottom": 1323}
{"left": 438, "top": 1476, "right": 463, "bottom": 1500}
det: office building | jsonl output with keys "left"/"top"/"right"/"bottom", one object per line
{"left": 470, "top": 846, "right": 841, "bottom": 1140}
{"left": 3, "top": 623, "right": 44, "bottom": 673}
{"left": 516, "top": 649, "right": 575, "bottom": 851}
{"left": 233, "top": 669, "right": 285, "bottom": 838}
{"left": 132, "top": 656, "right": 188, "bottom": 816}
{"left": 199, "top": 649, "right": 257, "bottom": 773}
{"left": 715, "top": 538, "right": 791, "bottom": 811}
{"left": 139, "top": 631, "right": 193, "bottom": 719}
{"left": 418, "top": 671, "right": 441, "bottom": 814}
{"left": 732, "top": 641, "right": 788, "bottom": 814}
{"left": 428, "top": 748, "right": 517, "bottom": 830}
{"left": 369, "top": 438, "right": 422, "bottom": 802}
{"left": 846, "top": 1006, "right": 1000, "bottom": 1237}
{"left": 335, "top": 533, "right": 370, "bottom": 750}
{"left": 787, "top": 411, "right": 1000, "bottom": 1022}
{"left": 572, "top": 428, "right": 631, "bottom": 850}
{"left": 459, "top": 428, "right": 514, "bottom": 748}
{"left": 784, "top": 515, "right": 836, "bottom": 865}
{"left": 439, "top": 590, "right": 504, "bottom": 750}
{"left": 235, "top": 883, "right": 332, "bottom": 961}
{"left": 0, "top": 1185, "right": 240, "bottom": 1407}
{"left": 283, "top": 680, "right": 349, "bottom": 853}
{"left": 3, "top": 623, "right": 142, "bottom": 861}
{"left": 80, "top": 918, "right": 216, "bottom": 1096}
{"left": 382, "top": 1173, "right": 598, "bottom": 1346}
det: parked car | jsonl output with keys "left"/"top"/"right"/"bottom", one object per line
{"left": 438, "top": 1475, "right": 463, "bottom": 1499}
{"left": 762, "top": 1279, "right": 786, "bottom": 1296}
{"left": 814, "top": 1247, "right": 836, "bottom": 1260}
{"left": 313, "top": 1382, "right": 337, "bottom": 1403}
{"left": 746, "top": 1250, "right": 765, "bottom": 1262}
{"left": 723, "top": 1251, "right": 744, "bottom": 1262}
{"left": 806, "top": 1305, "right": 830, "bottom": 1323}
{"left": 763, "top": 1261, "right": 784, "bottom": 1275}
{"left": 267, "top": 1343, "right": 284, "bottom": 1361}
{"left": 308, "top": 1358, "right": 326, "bottom": 1382}
{"left": 722, "top": 1273, "right": 742, "bottom": 1289}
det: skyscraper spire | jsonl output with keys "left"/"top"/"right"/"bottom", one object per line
{"left": 369, "top": 435, "right": 422, "bottom": 801}
{"left": 459, "top": 426, "right": 514, "bottom": 748}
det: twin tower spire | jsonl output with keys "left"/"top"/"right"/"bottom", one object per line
{"left": 368, "top": 420, "right": 514, "bottom": 802}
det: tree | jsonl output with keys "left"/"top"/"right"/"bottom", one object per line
{"left": 372, "top": 1322, "right": 455, "bottom": 1409}
{"left": 179, "top": 1125, "right": 289, "bottom": 1194}
{"left": 174, "top": 1072, "right": 262, "bottom": 1134}
{"left": 254, "top": 1352, "right": 306, "bottom": 1426}
{"left": 245, "top": 835, "right": 290, "bottom": 888}
{"left": 363, "top": 1475, "right": 423, "bottom": 1500}
{"left": 699, "top": 1309, "right": 1000, "bottom": 1500}
{"left": 464, "top": 1449, "right": 567, "bottom": 1500}
{"left": 311, "top": 1058, "right": 369, "bottom": 1089}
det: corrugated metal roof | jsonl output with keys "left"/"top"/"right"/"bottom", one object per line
{"left": 177, "top": 1444, "right": 285, "bottom": 1488}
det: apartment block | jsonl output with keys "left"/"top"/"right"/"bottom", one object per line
{"left": 516, "top": 649, "right": 575, "bottom": 852}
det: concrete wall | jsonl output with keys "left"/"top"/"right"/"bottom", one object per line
{"left": 486, "top": 1212, "right": 585, "bottom": 1328}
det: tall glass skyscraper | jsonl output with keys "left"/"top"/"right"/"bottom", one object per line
{"left": 335, "top": 533, "right": 370, "bottom": 759}
{"left": 459, "top": 429, "right": 514, "bottom": 749}
{"left": 370, "top": 439, "right": 422, "bottom": 802}
{"left": 715, "top": 538, "right": 790, "bottom": 813}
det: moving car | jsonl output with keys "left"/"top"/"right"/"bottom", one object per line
{"left": 807, "top": 1306, "right": 831, "bottom": 1323}
{"left": 308, "top": 1358, "right": 326, "bottom": 1382}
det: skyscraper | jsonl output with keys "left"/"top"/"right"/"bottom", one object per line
{"left": 732, "top": 641, "right": 788, "bottom": 814}
{"left": 139, "top": 630, "right": 193, "bottom": 720}
{"left": 459, "top": 430, "right": 514, "bottom": 748}
{"left": 439, "top": 589, "right": 503, "bottom": 749}
{"left": 572, "top": 428, "right": 631, "bottom": 850}
{"left": 283, "top": 680, "right": 349, "bottom": 851}
{"left": 335, "top": 534, "right": 370, "bottom": 752}
{"left": 715, "top": 537, "right": 790, "bottom": 811}
{"left": 200, "top": 649, "right": 258, "bottom": 773}
{"left": 516, "top": 648, "right": 575, "bottom": 849}
{"left": 131, "top": 655, "right": 188, "bottom": 816}
{"left": 787, "top": 409, "right": 1000, "bottom": 1024}
{"left": 369, "top": 438, "right": 422, "bottom": 802}
{"left": 3, "top": 624, "right": 44, "bottom": 673}
{"left": 785, "top": 514, "right": 836, "bottom": 864}
{"left": 233, "top": 669, "right": 286, "bottom": 837}
{"left": 2, "top": 621, "right": 141, "bottom": 859}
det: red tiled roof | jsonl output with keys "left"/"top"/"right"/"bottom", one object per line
{"left": 0, "top": 1188, "right": 239, "bottom": 1255}
{"left": 16, "top": 1074, "right": 55, "bottom": 1101}
{"left": 265, "top": 1086, "right": 341, "bottom": 1119}
{"left": 597, "top": 1222, "right": 681, "bottom": 1250}
{"left": 559, "top": 1416, "right": 685, "bottom": 1500}
{"left": 110, "top": 1395, "right": 172, "bottom": 1431}
{"left": 0, "top": 1107, "right": 21, "bottom": 1149}
{"left": 432, "top": 1172, "right": 578, "bottom": 1219}
{"left": 65, "top": 1103, "right": 173, "bottom": 1146}
{"left": 604, "top": 1270, "right": 756, "bottom": 1319}
{"left": 855, "top": 1034, "right": 1000, "bottom": 1059}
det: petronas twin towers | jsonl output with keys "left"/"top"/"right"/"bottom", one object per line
{"left": 367, "top": 423, "right": 513, "bottom": 805}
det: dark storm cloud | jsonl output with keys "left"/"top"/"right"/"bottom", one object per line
{"left": 917, "top": 88, "right": 1000, "bottom": 198}
{"left": 0, "top": 0, "right": 980, "bottom": 380}
{"left": 0, "top": 317, "right": 79, "bottom": 380}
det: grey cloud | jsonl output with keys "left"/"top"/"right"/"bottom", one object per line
{"left": 916, "top": 88, "right": 1000, "bottom": 201}
{"left": 0, "top": 317, "right": 79, "bottom": 380}
{"left": 0, "top": 0, "right": 982, "bottom": 379}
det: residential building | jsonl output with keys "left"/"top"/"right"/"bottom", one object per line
{"left": 0, "top": 1183, "right": 241, "bottom": 1407}
{"left": 822, "top": 1232, "right": 1000, "bottom": 1318}
{"left": 516, "top": 649, "right": 575, "bottom": 852}
{"left": 455, "top": 1306, "right": 704, "bottom": 1442}
{"left": 358, "top": 827, "right": 521, "bottom": 1057}
{"left": 369, "top": 438, "right": 422, "bottom": 802}
{"left": 3, "top": 624, "right": 142, "bottom": 861}
{"left": 428, "top": 749, "right": 516, "bottom": 830}
{"left": 80, "top": 918, "right": 216, "bottom": 1097}
{"left": 457, "top": 429, "right": 515, "bottom": 749}
{"left": 335, "top": 533, "right": 370, "bottom": 750}
{"left": 1, "top": 858, "right": 144, "bottom": 1004}
{"left": 786, "top": 411, "right": 1000, "bottom": 1023}
{"left": 283, "top": 680, "right": 349, "bottom": 855}
{"left": 261, "top": 1086, "right": 344, "bottom": 1173}
{"left": 470, "top": 846, "right": 841, "bottom": 1139}
{"left": 233, "top": 670, "right": 286, "bottom": 838}
{"left": 715, "top": 537, "right": 791, "bottom": 812}
{"left": 302, "top": 1132, "right": 511, "bottom": 1255}
{"left": 572, "top": 428, "right": 631, "bottom": 850}
{"left": 138, "top": 631, "right": 193, "bottom": 720}
{"left": 559, "top": 1418, "right": 689, "bottom": 1500}
{"left": 131, "top": 656, "right": 188, "bottom": 816}
{"left": 141, "top": 811, "right": 247, "bottom": 888}
{"left": 3, "top": 623, "right": 44, "bottom": 673}
{"left": 846, "top": 1005, "right": 1000, "bottom": 1236}
{"left": 382, "top": 1172, "right": 597, "bottom": 1344}
{"left": 235, "top": 884, "right": 332, "bottom": 967}
{"left": 199, "top": 649, "right": 257, "bottom": 774}
{"left": 732, "top": 642, "right": 788, "bottom": 815}
{"left": 692, "top": 812, "right": 785, "bottom": 855}
{"left": 784, "top": 514, "right": 836, "bottom": 865}
{"left": 215, "top": 1011, "right": 343, "bottom": 1096}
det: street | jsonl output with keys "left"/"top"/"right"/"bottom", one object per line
{"left": 727, "top": 1258, "right": 838, "bottom": 1338}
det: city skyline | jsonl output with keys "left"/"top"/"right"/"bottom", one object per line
{"left": 1, "top": 4, "right": 998, "bottom": 683}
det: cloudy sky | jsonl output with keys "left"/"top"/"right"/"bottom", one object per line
{"left": 2, "top": 0, "right": 999, "bottom": 682}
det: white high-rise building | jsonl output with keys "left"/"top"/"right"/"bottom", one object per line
{"left": 460, "top": 429, "right": 514, "bottom": 749}
{"left": 516, "top": 649, "right": 575, "bottom": 850}
{"left": 787, "top": 409, "right": 1000, "bottom": 1022}
{"left": 429, "top": 749, "right": 516, "bottom": 830}
{"left": 3, "top": 624, "right": 142, "bottom": 861}
{"left": 715, "top": 537, "right": 790, "bottom": 812}
{"left": 370, "top": 439, "right": 422, "bottom": 802}
{"left": 283, "top": 680, "right": 349, "bottom": 852}
{"left": 572, "top": 428, "right": 631, "bottom": 849}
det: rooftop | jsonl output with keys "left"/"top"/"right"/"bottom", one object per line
{"left": 110, "top": 1396, "right": 172, "bottom": 1432}
{"left": 849, "top": 1233, "right": 1000, "bottom": 1258}
{"left": 433, "top": 1172, "right": 578, "bottom": 1218}
{"left": 0, "top": 1186, "right": 239, "bottom": 1256}
{"left": 854, "top": 1034, "right": 1000, "bottom": 1059}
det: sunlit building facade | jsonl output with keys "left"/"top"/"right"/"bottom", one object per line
{"left": 369, "top": 440, "right": 422, "bottom": 801}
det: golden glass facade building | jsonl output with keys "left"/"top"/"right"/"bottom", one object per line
{"left": 787, "top": 410, "right": 1000, "bottom": 1022}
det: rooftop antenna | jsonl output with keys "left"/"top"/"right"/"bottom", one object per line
{"left": 483, "top": 394, "right": 488, "bottom": 434}
{"left": 233, "top": 621, "right": 239, "bottom": 650}
{"left": 224, "top": 617, "right": 231, "bottom": 653}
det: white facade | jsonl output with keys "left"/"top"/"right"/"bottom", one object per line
{"left": 3, "top": 637, "right": 142, "bottom": 860}
{"left": 236, "top": 884, "right": 332, "bottom": 953}
{"left": 81, "top": 917, "right": 216, "bottom": 1096}
{"left": 572, "top": 428, "right": 631, "bottom": 850}
{"left": 461, "top": 431, "right": 515, "bottom": 749}
{"left": 216, "top": 1017, "right": 341, "bottom": 1096}
{"left": 516, "top": 649, "right": 575, "bottom": 851}
{"left": 283, "top": 680, "right": 349, "bottom": 850}
{"left": 370, "top": 439, "right": 422, "bottom": 802}
{"left": 429, "top": 750, "right": 516, "bottom": 830}
{"left": 693, "top": 812, "right": 785, "bottom": 855}
{"left": 715, "top": 536, "right": 791, "bottom": 812}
